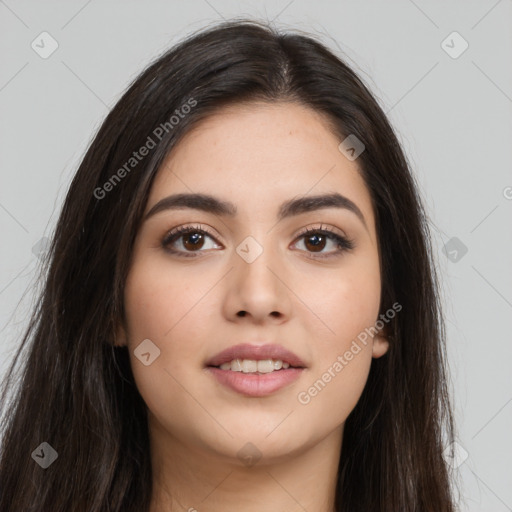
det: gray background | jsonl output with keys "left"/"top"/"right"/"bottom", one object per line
{"left": 1, "top": 1, "right": 511, "bottom": 510}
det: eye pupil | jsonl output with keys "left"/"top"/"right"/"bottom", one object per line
{"left": 305, "top": 234, "right": 326, "bottom": 252}
{"left": 183, "top": 232, "right": 204, "bottom": 250}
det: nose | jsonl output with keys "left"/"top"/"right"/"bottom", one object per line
{"left": 222, "top": 243, "right": 292, "bottom": 325}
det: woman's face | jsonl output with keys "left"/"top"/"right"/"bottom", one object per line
{"left": 119, "top": 101, "right": 389, "bottom": 464}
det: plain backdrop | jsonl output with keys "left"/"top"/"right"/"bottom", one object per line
{"left": 1, "top": 1, "right": 511, "bottom": 511}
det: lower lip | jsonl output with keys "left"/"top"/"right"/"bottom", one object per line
{"left": 206, "top": 367, "right": 304, "bottom": 397}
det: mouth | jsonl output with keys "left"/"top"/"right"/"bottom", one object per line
{"left": 205, "top": 344, "right": 306, "bottom": 397}
{"left": 205, "top": 343, "right": 306, "bottom": 369}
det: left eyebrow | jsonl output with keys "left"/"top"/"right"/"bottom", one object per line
{"left": 144, "top": 192, "right": 368, "bottom": 229}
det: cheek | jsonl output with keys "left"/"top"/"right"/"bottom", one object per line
{"left": 295, "top": 346, "right": 372, "bottom": 434}
{"left": 291, "top": 254, "right": 380, "bottom": 421}
{"left": 296, "top": 251, "right": 382, "bottom": 350}
{"left": 123, "top": 255, "right": 210, "bottom": 346}
{"left": 122, "top": 260, "right": 213, "bottom": 427}
{"left": 122, "top": 254, "right": 217, "bottom": 386}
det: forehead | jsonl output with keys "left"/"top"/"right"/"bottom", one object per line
{"left": 147, "top": 101, "right": 375, "bottom": 230}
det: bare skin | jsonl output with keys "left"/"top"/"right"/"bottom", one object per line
{"left": 116, "top": 101, "right": 389, "bottom": 511}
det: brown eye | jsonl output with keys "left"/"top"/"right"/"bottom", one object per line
{"left": 292, "top": 226, "right": 355, "bottom": 258}
{"left": 162, "top": 225, "right": 221, "bottom": 257}
{"left": 181, "top": 232, "right": 205, "bottom": 251}
{"left": 303, "top": 233, "right": 327, "bottom": 253}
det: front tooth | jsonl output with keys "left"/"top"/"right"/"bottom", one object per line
{"left": 241, "top": 359, "right": 258, "bottom": 373}
{"left": 219, "top": 359, "right": 288, "bottom": 372}
{"left": 257, "top": 359, "right": 275, "bottom": 373}
{"left": 231, "top": 359, "right": 243, "bottom": 372}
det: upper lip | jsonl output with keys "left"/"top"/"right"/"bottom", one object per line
{"left": 206, "top": 343, "right": 306, "bottom": 368}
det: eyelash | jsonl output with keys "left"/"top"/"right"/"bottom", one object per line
{"left": 161, "top": 224, "right": 355, "bottom": 259}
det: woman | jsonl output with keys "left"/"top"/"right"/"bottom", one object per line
{"left": 0, "top": 19, "right": 457, "bottom": 511}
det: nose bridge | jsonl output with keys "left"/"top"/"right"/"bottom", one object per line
{"left": 228, "top": 231, "right": 289, "bottom": 319}
{"left": 235, "top": 232, "right": 280, "bottom": 288}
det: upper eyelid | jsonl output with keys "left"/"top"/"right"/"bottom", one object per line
{"left": 163, "top": 223, "right": 347, "bottom": 243}
{"left": 294, "top": 224, "right": 348, "bottom": 239}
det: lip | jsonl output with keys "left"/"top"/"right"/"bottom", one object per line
{"left": 205, "top": 343, "right": 306, "bottom": 368}
{"left": 206, "top": 366, "right": 304, "bottom": 397}
{"left": 205, "top": 343, "right": 306, "bottom": 398}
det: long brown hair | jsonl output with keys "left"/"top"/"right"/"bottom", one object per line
{"left": 0, "top": 19, "right": 457, "bottom": 511}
